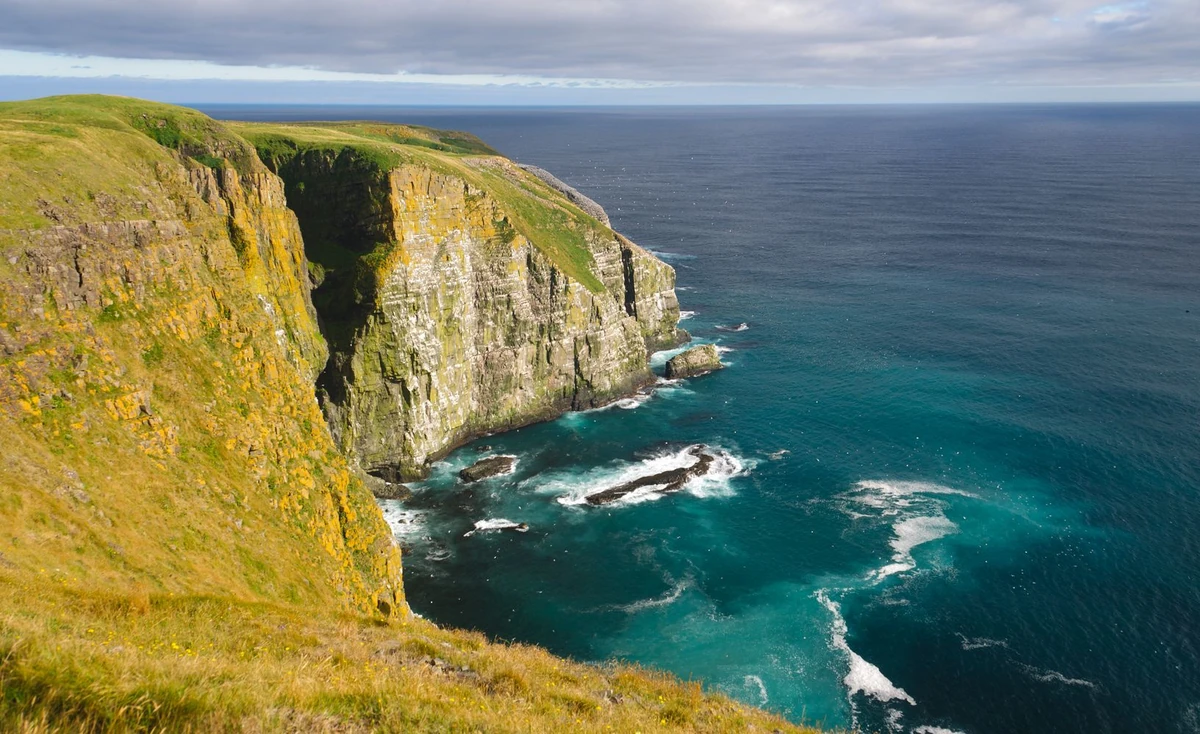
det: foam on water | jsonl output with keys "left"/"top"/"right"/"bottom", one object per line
{"left": 873, "top": 515, "right": 959, "bottom": 580}
{"left": 679, "top": 310, "right": 697, "bottom": 321}
{"left": 611, "top": 576, "right": 693, "bottom": 613}
{"left": 957, "top": 634, "right": 1009, "bottom": 651}
{"left": 913, "top": 727, "right": 969, "bottom": 734}
{"left": 744, "top": 675, "right": 770, "bottom": 706}
{"left": 1020, "top": 664, "right": 1100, "bottom": 690}
{"left": 463, "top": 518, "right": 529, "bottom": 537}
{"left": 716, "top": 322, "right": 750, "bottom": 332}
{"left": 646, "top": 249, "right": 697, "bottom": 262}
{"left": 379, "top": 503, "right": 427, "bottom": 542}
{"left": 650, "top": 345, "right": 692, "bottom": 369}
{"left": 817, "top": 590, "right": 917, "bottom": 706}
{"left": 527, "top": 444, "right": 753, "bottom": 508}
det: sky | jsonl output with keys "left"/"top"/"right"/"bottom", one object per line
{"left": 0, "top": 0, "right": 1198, "bottom": 104}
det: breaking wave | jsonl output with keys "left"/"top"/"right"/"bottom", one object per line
{"left": 463, "top": 518, "right": 529, "bottom": 537}
{"left": 716, "top": 322, "right": 749, "bottom": 332}
{"left": 525, "top": 444, "right": 753, "bottom": 508}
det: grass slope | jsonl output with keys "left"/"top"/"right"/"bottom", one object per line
{"left": 0, "top": 96, "right": 820, "bottom": 732}
{"left": 0, "top": 579, "right": 816, "bottom": 733}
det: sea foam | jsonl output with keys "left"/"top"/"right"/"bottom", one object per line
{"left": 530, "top": 444, "right": 753, "bottom": 508}
{"left": 817, "top": 590, "right": 916, "bottom": 706}
{"left": 463, "top": 518, "right": 529, "bottom": 537}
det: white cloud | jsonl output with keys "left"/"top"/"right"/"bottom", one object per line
{"left": 0, "top": 0, "right": 1196, "bottom": 94}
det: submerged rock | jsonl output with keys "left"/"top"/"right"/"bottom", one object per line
{"left": 664, "top": 344, "right": 724, "bottom": 379}
{"left": 459, "top": 455, "right": 517, "bottom": 483}
{"left": 585, "top": 445, "right": 715, "bottom": 506}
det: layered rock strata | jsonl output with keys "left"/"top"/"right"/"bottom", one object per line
{"left": 258, "top": 146, "right": 686, "bottom": 480}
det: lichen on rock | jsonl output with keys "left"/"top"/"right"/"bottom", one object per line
{"left": 665, "top": 343, "right": 725, "bottom": 379}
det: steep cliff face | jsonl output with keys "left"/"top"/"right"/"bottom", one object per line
{"left": 241, "top": 128, "right": 684, "bottom": 479}
{"left": 0, "top": 96, "right": 402, "bottom": 616}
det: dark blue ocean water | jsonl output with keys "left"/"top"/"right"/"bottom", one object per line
{"left": 207, "top": 104, "right": 1200, "bottom": 733}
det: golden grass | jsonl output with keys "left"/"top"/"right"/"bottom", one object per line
{"left": 0, "top": 575, "right": 820, "bottom": 733}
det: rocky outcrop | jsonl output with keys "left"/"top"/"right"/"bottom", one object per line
{"left": 260, "top": 146, "right": 685, "bottom": 480}
{"left": 459, "top": 455, "right": 517, "bottom": 483}
{"left": 665, "top": 344, "right": 724, "bottom": 379}
{"left": 584, "top": 445, "right": 715, "bottom": 505}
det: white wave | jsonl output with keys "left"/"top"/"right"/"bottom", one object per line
{"left": 743, "top": 675, "right": 769, "bottom": 706}
{"left": 564, "top": 391, "right": 655, "bottom": 417}
{"left": 379, "top": 505, "right": 427, "bottom": 542}
{"left": 531, "top": 444, "right": 753, "bottom": 508}
{"left": 463, "top": 518, "right": 529, "bottom": 537}
{"left": 1020, "top": 664, "right": 1099, "bottom": 690}
{"left": 816, "top": 590, "right": 916, "bottom": 706}
{"left": 767, "top": 449, "right": 791, "bottom": 460}
{"left": 715, "top": 345, "right": 735, "bottom": 356}
{"left": 716, "top": 322, "right": 749, "bottom": 332}
{"left": 871, "top": 514, "right": 958, "bottom": 580}
{"left": 650, "top": 345, "right": 692, "bottom": 369}
{"left": 679, "top": 310, "right": 697, "bottom": 321}
{"left": 914, "top": 727, "right": 968, "bottom": 734}
{"left": 956, "top": 634, "right": 1009, "bottom": 651}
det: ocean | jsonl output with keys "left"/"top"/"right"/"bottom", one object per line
{"left": 203, "top": 103, "right": 1200, "bottom": 733}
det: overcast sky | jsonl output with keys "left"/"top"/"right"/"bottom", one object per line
{"left": 1, "top": 0, "right": 1197, "bottom": 104}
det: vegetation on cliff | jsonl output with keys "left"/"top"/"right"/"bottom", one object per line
{"left": 0, "top": 96, "right": 809, "bottom": 732}
{"left": 232, "top": 119, "right": 683, "bottom": 480}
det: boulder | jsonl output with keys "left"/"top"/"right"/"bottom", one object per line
{"left": 664, "top": 344, "right": 724, "bottom": 379}
{"left": 459, "top": 455, "right": 517, "bottom": 483}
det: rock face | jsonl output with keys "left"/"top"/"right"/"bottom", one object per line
{"left": 664, "top": 344, "right": 724, "bottom": 379}
{"left": 459, "top": 456, "right": 517, "bottom": 483}
{"left": 257, "top": 145, "right": 686, "bottom": 480}
{"left": 0, "top": 97, "right": 403, "bottom": 618}
{"left": 585, "top": 445, "right": 715, "bottom": 506}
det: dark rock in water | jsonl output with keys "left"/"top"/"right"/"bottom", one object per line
{"left": 367, "top": 464, "right": 407, "bottom": 485}
{"left": 459, "top": 455, "right": 517, "bottom": 483}
{"left": 473, "top": 444, "right": 494, "bottom": 453}
{"left": 664, "top": 344, "right": 724, "bottom": 379}
{"left": 585, "top": 446, "right": 714, "bottom": 506}
{"left": 363, "top": 472, "right": 412, "bottom": 501}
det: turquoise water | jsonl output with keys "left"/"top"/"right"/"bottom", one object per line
{"left": 212, "top": 105, "right": 1200, "bottom": 733}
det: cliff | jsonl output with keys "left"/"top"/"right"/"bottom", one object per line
{"left": 0, "top": 95, "right": 401, "bottom": 617}
{"left": 0, "top": 96, "right": 807, "bottom": 732}
{"left": 234, "top": 122, "right": 685, "bottom": 480}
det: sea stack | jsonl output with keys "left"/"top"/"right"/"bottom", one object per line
{"left": 664, "top": 344, "right": 725, "bottom": 379}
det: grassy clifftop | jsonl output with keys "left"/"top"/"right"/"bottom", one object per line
{"left": 0, "top": 96, "right": 813, "bottom": 732}
{"left": 231, "top": 119, "right": 611, "bottom": 294}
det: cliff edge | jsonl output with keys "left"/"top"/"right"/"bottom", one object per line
{"left": 0, "top": 96, "right": 809, "bottom": 732}
{"left": 235, "top": 121, "right": 686, "bottom": 480}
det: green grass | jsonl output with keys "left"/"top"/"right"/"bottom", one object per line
{"left": 230, "top": 120, "right": 610, "bottom": 293}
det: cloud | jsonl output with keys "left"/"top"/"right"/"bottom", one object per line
{"left": 0, "top": 0, "right": 1197, "bottom": 89}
